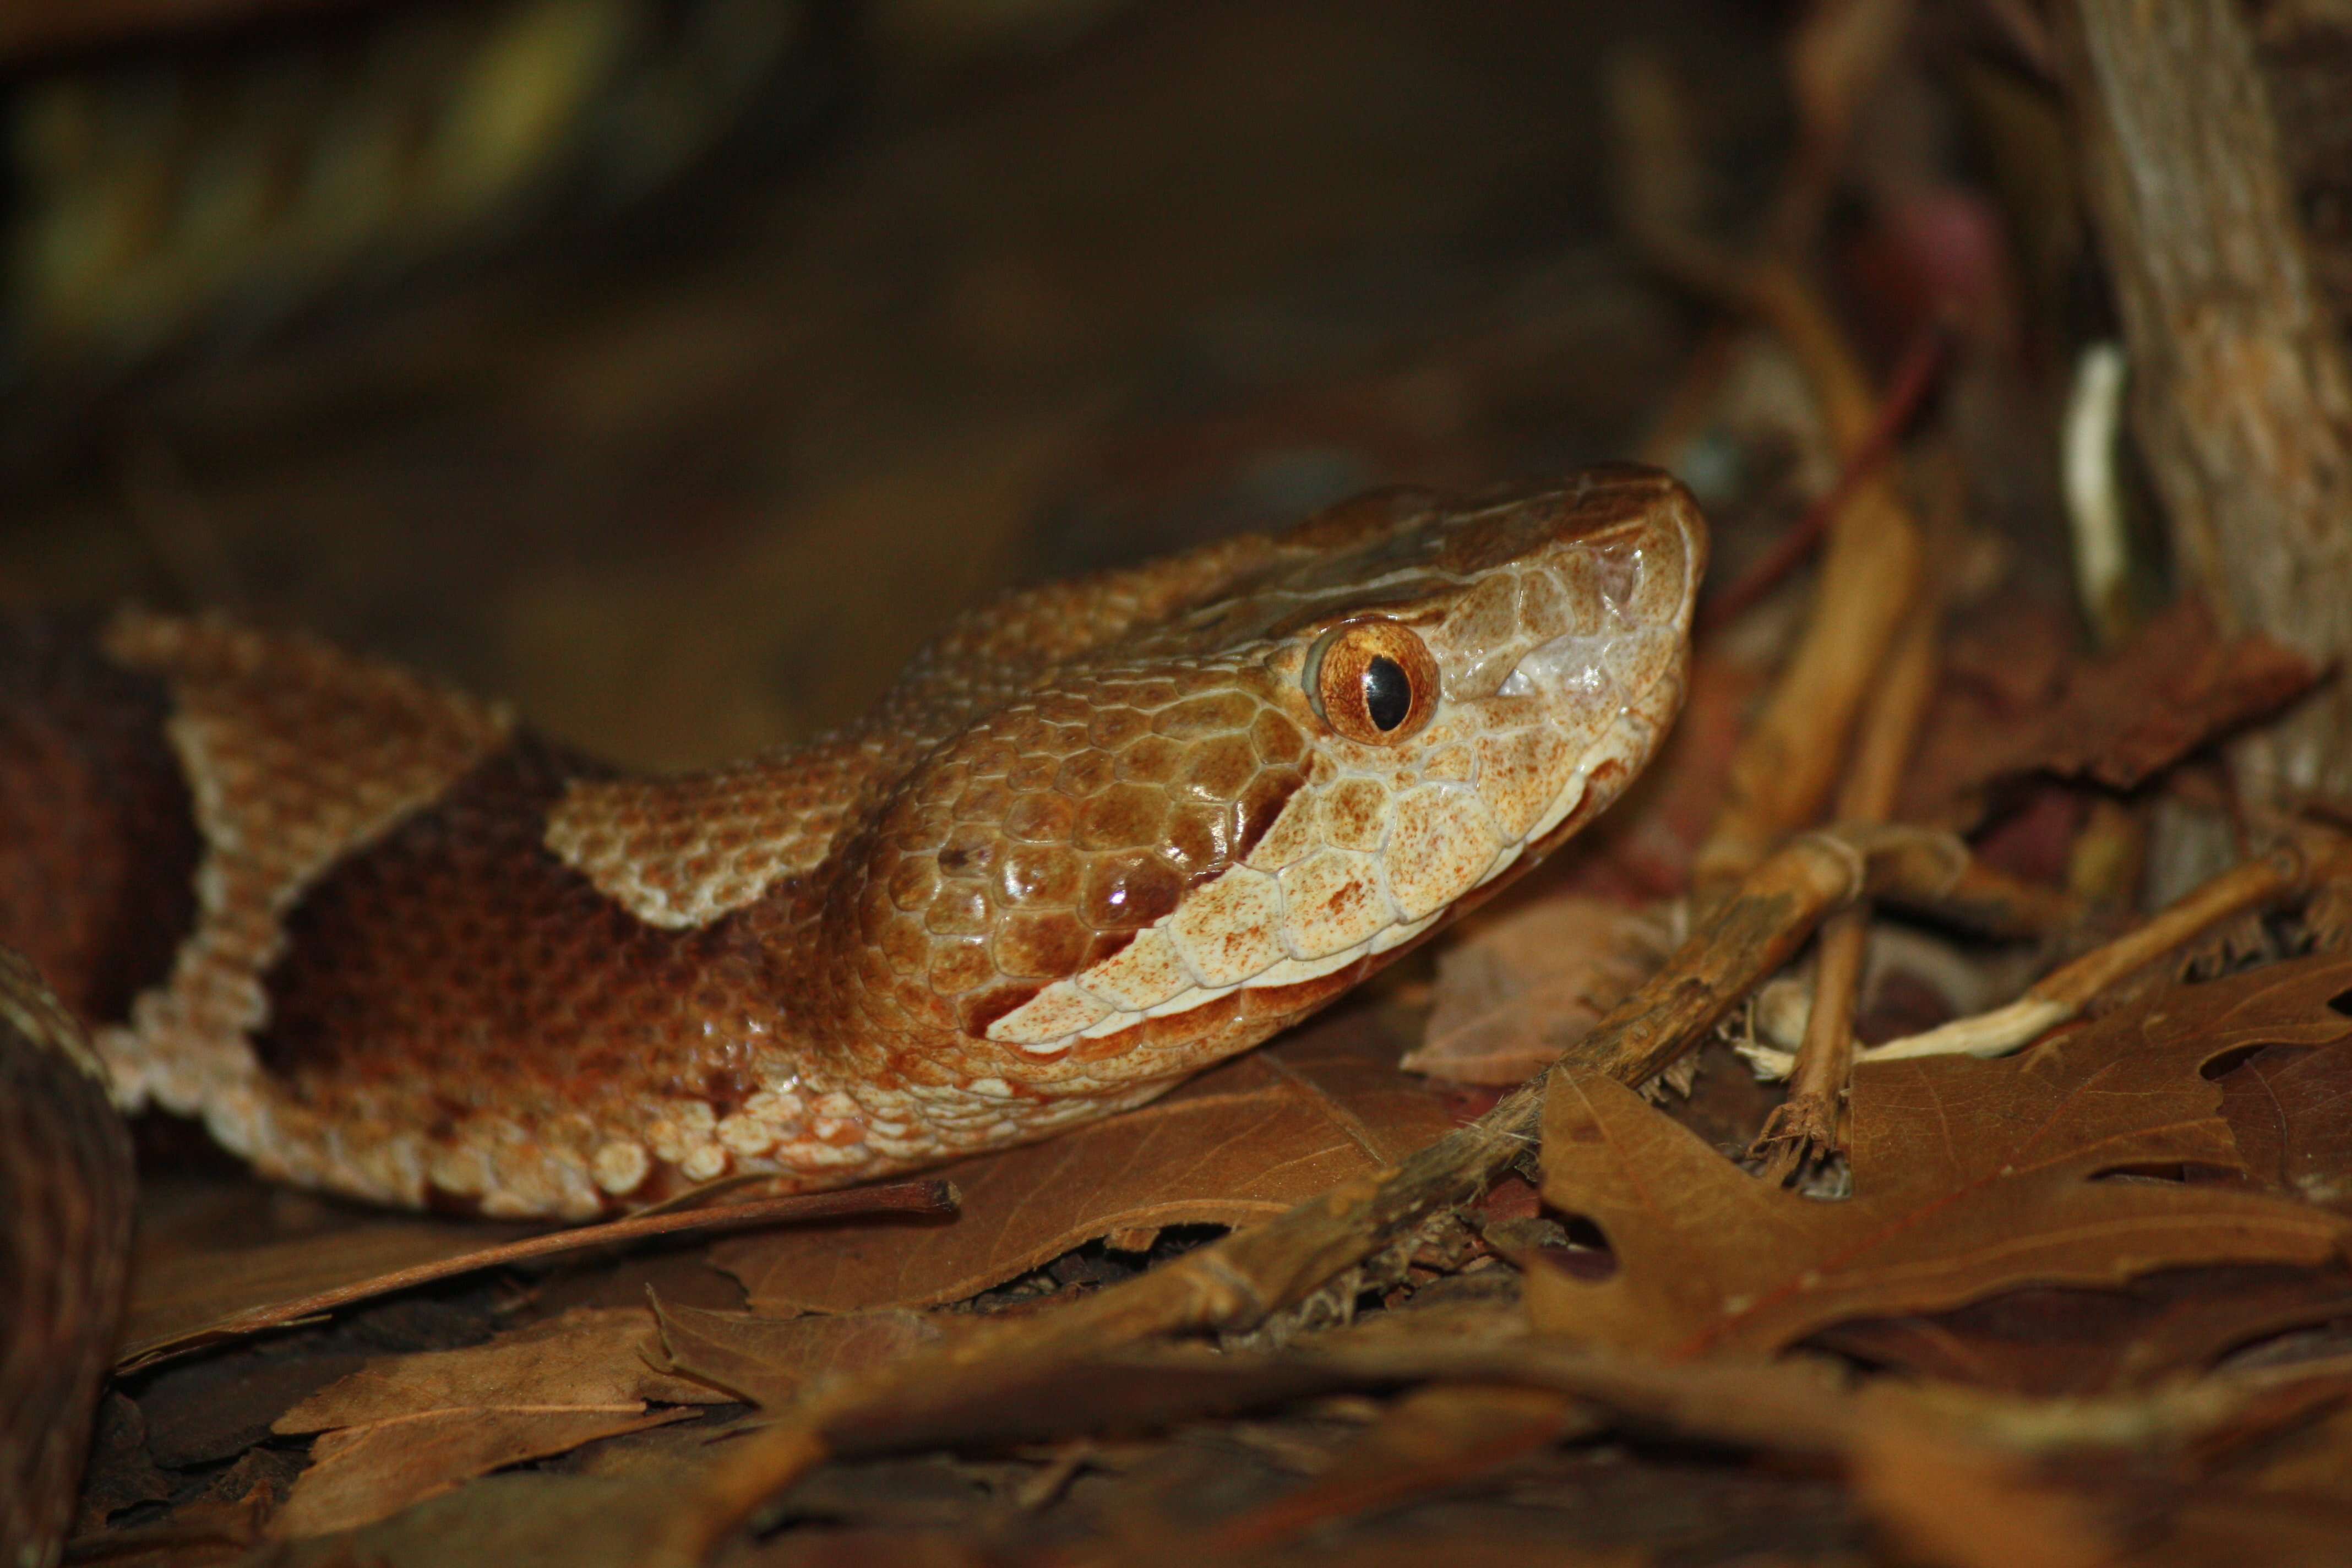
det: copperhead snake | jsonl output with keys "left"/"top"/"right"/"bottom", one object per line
{"left": 0, "top": 464, "right": 1704, "bottom": 1555}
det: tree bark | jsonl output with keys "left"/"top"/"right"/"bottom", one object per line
{"left": 2061, "top": 0, "right": 2352, "bottom": 807}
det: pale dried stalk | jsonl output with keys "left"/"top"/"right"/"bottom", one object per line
{"left": 1757, "top": 908, "right": 1869, "bottom": 1173}
{"left": 1876, "top": 850, "right": 2079, "bottom": 938}
{"left": 1756, "top": 525, "right": 1946, "bottom": 1173}
{"left": 1773, "top": 0, "right": 1918, "bottom": 255}
{"left": 1685, "top": 266, "right": 1926, "bottom": 901}
{"left": 1608, "top": 42, "right": 1925, "bottom": 894}
{"left": 1612, "top": 56, "right": 1932, "bottom": 902}
{"left": 654, "top": 825, "right": 2035, "bottom": 1561}
{"left": 1865, "top": 833, "right": 2351, "bottom": 1063}
{"left": 1831, "top": 584, "right": 1944, "bottom": 825}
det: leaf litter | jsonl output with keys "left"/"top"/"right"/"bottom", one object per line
{"left": 86, "top": 755, "right": 2352, "bottom": 1566}
{"left": 1527, "top": 956, "right": 2352, "bottom": 1359}
{"left": 57, "top": 6, "right": 2352, "bottom": 1565}
{"left": 710, "top": 1005, "right": 1460, "bottom": 1315}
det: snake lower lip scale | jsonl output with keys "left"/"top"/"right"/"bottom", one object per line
{"left": 0, "top": 462, "right": 1707, "bottom": 1220}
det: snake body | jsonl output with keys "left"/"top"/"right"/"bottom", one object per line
{"left": 0, "top": 465, "right": 1700, "bottom": 1554}
{"left": 0, "top": 467, "right": 1699, "bottom": 1233}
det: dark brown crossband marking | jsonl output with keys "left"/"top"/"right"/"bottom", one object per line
{"left": 0, "top": 619, "right": 201, "bottom": 1027}
{"left": 253, "top": 739, "right": 794, "bottom": 1124}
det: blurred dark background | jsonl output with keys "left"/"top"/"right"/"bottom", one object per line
{"left": 0, "top": 0, "right": 1825, "bottom": 768}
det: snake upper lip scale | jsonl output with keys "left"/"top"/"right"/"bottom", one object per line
{"left": 0, "top": 462, "right": 1706, "bottom": 1220}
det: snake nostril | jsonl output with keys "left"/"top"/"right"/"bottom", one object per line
{"left": 1591, "top": 546, "right": 1641, "bottom": 614}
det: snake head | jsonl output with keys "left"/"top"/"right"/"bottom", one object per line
{"left": 856, "top": 464, "right": 1705, "bottom": 1110}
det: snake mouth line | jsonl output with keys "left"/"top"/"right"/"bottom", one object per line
{"left": 986, "top": 639, "right": 1691, "bottom": 1066}
{"left": 968, "top": 493, "right": 1707, "bottom": 1072}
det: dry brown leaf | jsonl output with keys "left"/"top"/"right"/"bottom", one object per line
{"left": 270, "top": 1405, "right": 693, "bottom": 1539}
{"left": 1789, "top": 1037, "right": 2352, "bottom": 1396}
{"left": 121, "top": 1213, "right": 530, "bottom": 1364}
{"left": 1809, "top": 1264, "right": 2352, "bottom": 1395}
{"left": 1186, "top": 1383, "right": 1593, "bottom": 1553}
{"left": 118, "top": 1182, "right": 953, "bottom": 1369}
{"left": 1528, "top": 956, "right": 2352, "bottom": 1359}
{"left": 274, "top": 1308, "right": 718, "bottom": 1434}
{"left": 712, "top": 1008, "right": 1458, "bottom": 1314}
{"left": 1902, "top": 597, "right": 2319, "bottom": 824}
{"left": 263, "top": 1472, "right": 688, "bottom": 1566}
{"left": 2220, "top": 1043, "right": 2352, "bottom": 1211}
{"left": 650, "top": 1300, "right": 948, "bottom": 1408}
{"left": 1849, "top": 1404, "right": 2113, "bottom": 1568}
{"left": 1855, "top": 1372, "right": 2352, "bottom": 1568}
{"left": 2228, "top": 1398, "right": 2352, "bottom": 1507}
{"left": 75, "top": 1392, "right": 176, "bottom": 1529}
{"left": 1405, "top": 897, "right": 1678, "bottom": 1086}
{"left": 266, "top": 1308, "right": 725, "bottom": 1541}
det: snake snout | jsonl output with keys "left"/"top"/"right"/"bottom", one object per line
{"left": 1580, "top": 482, "right": 1708, "bottom": 635}
{"left": 1487, "top": 491, "right": 1702, "bottom": 701}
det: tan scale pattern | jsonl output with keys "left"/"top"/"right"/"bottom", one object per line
{"left": 546, "top": 738, "right": 881, "bottom": 928}
{"left": 91, "top": 610, "right": 511, "bottom": 1151}
{"left": 2, "top": 469, "right": 1703, "bottom": 1218}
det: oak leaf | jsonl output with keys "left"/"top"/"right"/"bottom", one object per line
{"left": 269, "top": 1308, "right": 723, "bottom": 1539}
{"left": 1528, "top": 956, "right": 2352, "bottom": 1359}
{"left": 1901, "top": 597, "right": 2316, "bottom": 825}
{"left": 648, "top": 1301, "right": 946, "bottom": 1408}
{"left": 274, "top": 1308, "right": 718, "bottom": 1433}
{"left": 2219, "top": 1042, "right": 2352, "bottom": 1211}
{"left": 269, "top": 1406, "right": 690, "bottom": 1539}
{"left": 713, "top": 1004, "right": 1458, "bottom": 1314}
{"left": 1405, "top": 896, "right": 1676, "bottom": 1086}
{"left": 1809, "top": 1263, "right": 2352, "bottom": 1395}
{"left": 263, "top": 1472, "right": 686, "bottom": 1567}
{"left": 1815, "top": 1041, "right": 2352, "bottom": 1394}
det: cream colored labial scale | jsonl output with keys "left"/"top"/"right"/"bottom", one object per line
{"left": 982, "top": 649, "right": 1676, "bottom": 1059}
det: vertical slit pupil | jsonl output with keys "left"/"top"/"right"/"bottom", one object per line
{"left": 1363, "top": 656, "right": 1411, "bottom": 731}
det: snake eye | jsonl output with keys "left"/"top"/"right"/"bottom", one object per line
{"left": 1306, "top": 620, "right": 1438, "bottom": 743}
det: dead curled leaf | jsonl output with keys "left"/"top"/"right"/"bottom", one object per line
{"left": 649, "top": 1300, "right": 948, "bottom": 1408}
{"left": 117, "top": 1181, "right": 955, "bottom": 1370}
{"left": 1900, "top": 596, "right": 2318, "bottom": 824}
{"left": 262, "top": 1472, "right": 688, "bottom": 1567}
{"left": 273, "top": 1308, "right": 718, "bottom": 1433}
{"left": 270, "top": 1406, "right": 693, "bottom": 1540}
{"left": 1528, "top": 955, "right": 2352, "bottom": 1359}
{"left": 1406, "top": 896, "right": 1678, "bottom": 1087}
{"left": 1809, "top": 1263, "right": 2352, "bottom": 1396}
{"left": 119, "top": 1212, "right": 534, "bottom": 1368}
{"left": 712, "top": 1007, "right": 1459, "bottom": 1314}
{"left": 2220, "top": 1042, "right": 2352, "bottom": 1212}
{"left": 266, "top": 1308, "right": 727, "bottom": 1539}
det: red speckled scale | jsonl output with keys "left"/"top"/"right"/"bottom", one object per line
{"left": 0, "top": 467, "right": 1706, "bottom": 1218}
